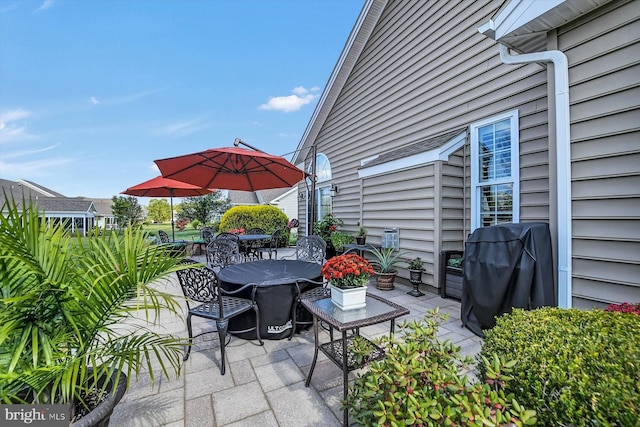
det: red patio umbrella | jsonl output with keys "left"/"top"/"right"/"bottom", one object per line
{"left": 154, "top": 146, "right": 305, "bottom": 192}
{"left": 122, "top": 175, "right": 213, "bottom": 241}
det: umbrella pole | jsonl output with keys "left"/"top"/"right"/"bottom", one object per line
{"left": 170, "top": 192, "right": 175, "bottom": 242}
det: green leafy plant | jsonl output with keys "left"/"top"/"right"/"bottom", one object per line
{"left": 479, "top": 307, "right": 640, "bottom": 427}
{"left": 313, "top": 213, "right": 343, "bottom": 245}
{"left": 369, "top": 246, "right": 406, "bottom": 273}
{"left": 406, "top": 256, "right": 424, "bottom": 270}
{"left": 0, "top": 197, "right": 187, "bottom": 421}
{"left": 330, "top": 231, "right": 355, "bottom": 251}
{"left": 447, "top": 257, "right": 462, "bottom": 269}
{"left": 357, "top": 226, "right": 368, "bottom": 237}
{"left": 345, "top": 309, "right": 537, "bottom": 426}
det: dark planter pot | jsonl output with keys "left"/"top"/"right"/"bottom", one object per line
{"left": 72, "top": 371, "right": 127, "bottom": 427}
{"left": 407, "top": 269, "right": 425, "bottom": 297}
{"left": 375, "top": 271, "right": 396, "bottom": 290}
{"left": 355, "top": 236, "right": 366, "bottom": 245}
{"left": 325, "top": 244, "right": 337, "bottom": 260}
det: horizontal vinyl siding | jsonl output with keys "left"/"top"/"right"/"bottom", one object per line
{"left": 311, "top": 0, "right": 549, "bottom": 290}
{"left": 362, "top": 165, "right": 438, "bottom": 286}
{"left": 441, "top": 152, "right": 466, "bottom": 252}
{"left": 559, "top": 0, "right": 640, "bottom": 307}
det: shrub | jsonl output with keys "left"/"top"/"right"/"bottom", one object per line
{"left": 190, "top": 219, "right": 202, "bottom": 230}
{"left": 219, "top": 205, "right": 289, "bottom": 244}
{"left": 330, "top": 231, "right": 354, "bottom": 251}
{"left": 479, "top": 307, "right": 640, "bottom": 426}
{"left": 345, "top": 310, "right": 536, "bottom": 426}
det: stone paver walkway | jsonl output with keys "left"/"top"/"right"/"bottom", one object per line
{"left": 111, "top": 248, "right": 482, "bottom": 426}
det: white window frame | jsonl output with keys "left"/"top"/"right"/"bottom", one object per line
{"left": 470, "top": 110, "right": 520, "bottom": 231}
{"left": 307, "top": 153, "right": 333, "bottom": 221}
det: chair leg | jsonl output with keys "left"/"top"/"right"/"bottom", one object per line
{"left": 254, "top": 304, "right": 264, "bottom": 346}
{"left": 184, "top": 313, "right": 194, "bottom": 361}
{"left": 216, "top": 319, "right": 229, "bottom": 375}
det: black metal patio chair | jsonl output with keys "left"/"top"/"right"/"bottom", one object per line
{"left": 244, "top": 227, "right": 266, "bottom": 261}
{"left": 206, "top": 239, "right": 242, "bottom": 271}
{"left": 290, "top": 277, "right": 331, "bottom": 340}
{"left": 176, "top": 259, "right": 263, "bottom": 375}
{"left": 259, "top": 229, "right": 281, "bottom": 260}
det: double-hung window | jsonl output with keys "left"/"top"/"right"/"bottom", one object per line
{"left": 470, "top": 110, "right": 519, "bottom": 231}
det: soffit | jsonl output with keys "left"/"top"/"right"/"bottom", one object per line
{"left": 490, "top": 0, "right": 614, "bottom": 52}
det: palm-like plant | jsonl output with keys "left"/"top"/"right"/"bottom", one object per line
{"left": 369, "top": 246, "right": 407, "bottom": 273}
{"left": 0, "top": 196, "right": 187, "bottom": 416}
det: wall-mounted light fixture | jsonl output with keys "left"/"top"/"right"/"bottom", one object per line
{"left": 298, "top": 192, "right": 306, "bottom": 201}
{"left": 330, "top": 183, "right": 339, "bottom": 197}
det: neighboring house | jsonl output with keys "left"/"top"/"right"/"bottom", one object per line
{"left": 292, "top": 0, "right": 639, "bottom": 309}
{"left": 89, "top": 198, "right": 117, "bottom": 231}
{"left": 1, "top": 179, "right": 97, "bottom": 236}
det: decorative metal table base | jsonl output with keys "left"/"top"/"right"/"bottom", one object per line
{"left": 407, "top": 281, "right": 425, "bottom": 297}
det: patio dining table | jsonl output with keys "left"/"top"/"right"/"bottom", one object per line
{"left": 217, "top": 259, "right": 322, "bottom": 340}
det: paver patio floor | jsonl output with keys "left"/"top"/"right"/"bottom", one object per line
{"left": 110, "top": 248, "right": 482, "bottom": 427}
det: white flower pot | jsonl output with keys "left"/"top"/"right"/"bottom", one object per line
{"left": 330, "top": 283, "right": 367, "bottom": 310}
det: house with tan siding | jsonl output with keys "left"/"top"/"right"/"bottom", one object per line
{"left": 292, "top": 0, "right": 639, "bottom": 309}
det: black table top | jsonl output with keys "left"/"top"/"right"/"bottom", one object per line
{"left": 218, "top": 259, "right": 322, "bottom": 287}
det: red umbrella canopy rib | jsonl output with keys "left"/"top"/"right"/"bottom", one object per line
{"left": 154, "top": 146, "right": 305, "bottom": 191}
{"left": 122, "top": 175, "right": 213, "bottom": 197}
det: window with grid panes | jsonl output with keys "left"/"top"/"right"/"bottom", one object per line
{"left": 470, "top": 111, "right": 519, "bottom": 231}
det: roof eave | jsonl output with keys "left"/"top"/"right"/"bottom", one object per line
{"left": 292, "top": 0, "right": 387, "bottom": 164}
{"left": 481, "top": 0, "right": 614, "bottom": 52}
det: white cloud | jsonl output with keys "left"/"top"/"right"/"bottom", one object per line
{"left": 1, "top": 143, "right": 59, "bottom": 160}
{"left": 258, "top": 86, "right": 319, "bottom": 113}
{"left": 0, "top": 109, "right": 38, "bottom": 143}
{"left": 154, "top": 115, "right": 211, "bottom": 138}
{"left": 292, "top": 86, "right": 309, "bottom": 95}
{"left": 34, "top": 0, "right": 54, "bottom": 12}
{"left": 0, "top": 156, "right": 73, "bottom": 177}
{"left": 1, "top": 109, "right": 31, "bottom": 122}
{"left": 149, "top": 163, "right": 160, "bottom": 173}
{"left": 90, "top": 96, "right": 100, "bottom": 105}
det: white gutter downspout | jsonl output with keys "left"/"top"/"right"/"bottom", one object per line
{"left": 498, "top": 44, "right": 572, "bottom": 308}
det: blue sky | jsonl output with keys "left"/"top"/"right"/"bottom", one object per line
{"left": 0, "top": 0, "right": 364, "bottom": 199}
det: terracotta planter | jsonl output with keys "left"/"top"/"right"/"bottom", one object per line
{"left": 330, "top": 284, "right": 367, "bottom": 310}
{"left": 375, "top": 271, "right": 397, "bottom": 290}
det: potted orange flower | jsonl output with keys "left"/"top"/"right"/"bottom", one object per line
{"left": 321, "top": 253, "right": 374, "bottom": 310}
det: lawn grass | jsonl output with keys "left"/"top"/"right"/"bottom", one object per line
{"left": 143, "top": 223, "right": 201, "bottom": 241}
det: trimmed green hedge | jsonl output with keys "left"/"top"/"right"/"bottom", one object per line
{"left": 219, "top": 205, "right": 289, "bottom": 245}
{"left": 479, "top": 307, "right": 640, "bottom": 426}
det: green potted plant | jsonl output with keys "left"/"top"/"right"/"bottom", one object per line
{"left": 406, "top": 256, "right": 425, "bottom": 297}
{"left": 330, "top": 231, "right": 355, "bottom": 253}
{"left": 0, "top": 197, "right": 187, "bottom": 426}
{"left": 344, "top": 309, "right": 537, "bottom": 426}
{"left": 355, "top": 226, "right": 367, "bottom": 246}
{"left": 321, "top": 253, "right": 375, "bottom": 310}
{"left": 369, "top": 246, "right": 406, "bottom": 290}
{"left": 313, "top": 213, "right": 343, "bottom": 258}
